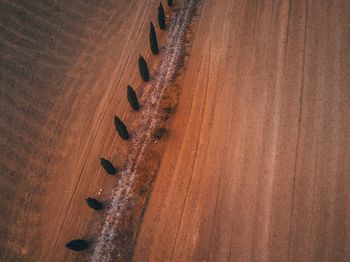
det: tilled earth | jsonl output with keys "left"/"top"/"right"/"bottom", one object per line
{"left": 1, "top": 0, "right": 349, "bottom": 261}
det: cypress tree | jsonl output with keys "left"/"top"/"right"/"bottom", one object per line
{"left": 167, "top": 0, "right": 173, "bottom": 7}
{"left": 65, "top": 239, "right": 88, "bottom": 251}
{"left": 149, "top": 22, "right": 159, "bottom": 55}
{"left": 86, "top": 198, "right": 103, "bottom": 210}
{"left": 100, "top": 158, "right": 117, "bottom": 175}
{"left": 158, "top": 3, "right": 166, "bottom": 30}
{"left": 127, "top": 85, "right": 139, "bottom": 110}
{"left": 114, "top": 116, "right": 130, "bottom": 140}
{"left": 138, "top": 56, "right": 150, "bottom": 81}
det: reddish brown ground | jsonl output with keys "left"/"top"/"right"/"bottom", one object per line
{"left": 1, "top": 0, "right": 171, "bottom": 260}
{"left": 134, "top": 0, "right": 350, "bottom": 261}
{"left": 1, "top": 0, "right": 349, "bottom": 261}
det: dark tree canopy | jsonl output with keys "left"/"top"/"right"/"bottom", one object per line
{"left": 100, "top": 158, "right": 117, "bottom": 175}
{"left": 149, "top": 22, "right": 159, "bottom": 54}
{"left": 167, "top": 0, "right": 173, "bottom": 7}
{"left": 86, "top": 198, "right": 103, "bottom": 210}
{"left": 127, "top": 85, "right": 139, "bottom": 110}
{"left": 138, "top": 56, "right": 150, "bottom": 82}
{"left": 158, "top": 3, "right": 166, "bottom": 30}
{"left": 65, "top": 239, "right": 88, "bottom": 251}
{"left": 114, "top": 116, "right": 130, "bottom": 140}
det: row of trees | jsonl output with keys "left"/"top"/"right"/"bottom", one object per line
{"left": 112, "top": 1, "right": 169, "bottom": 140}
{"left": 65, "top": 0, "right": 174, "bottom": 252}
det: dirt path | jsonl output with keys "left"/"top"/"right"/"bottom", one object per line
{"left": 92, "top": 1, "right": 200, "bottom": 260}
{"left": 133, "top": 0, "right": 350, "bottom": 261}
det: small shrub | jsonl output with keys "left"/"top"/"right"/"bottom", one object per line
{"left": 65, "top": 239, "right": 88, "bottom": 251}
{"left": 86, "top": 198, "right": 103, "bottom": 210}
{"left": 149, "top": 22, "right": 159, "bottom": 54}
{"left": 153, "top": 127, "right": 167, "bottom": 140}
{"left": 100, "top": 158, "right": 117, "bottom": 175}
{"left": 158, "top": 3, "right": 166, "bottom": 30}
{"left": 114, "top": 116, "right": 130, "bottom": 140}
{"left": 138, "top": 56, "right": 150, "bottom": 81}
{"left": 127, "top": 85, "right": 139, "bottom": 110}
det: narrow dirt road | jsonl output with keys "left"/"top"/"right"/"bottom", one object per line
{"left": 134, "top": 0, "right": 350, "bottom": 261}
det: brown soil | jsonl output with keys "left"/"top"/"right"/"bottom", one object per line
{"left": 1, "top": 0, "right": 349, "bottom": 261}
{"left": 133, "top": 0, "right": 350, "bottom": 261}
{"left": 1, "top": 0, "right": 172, "bottom": 260}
